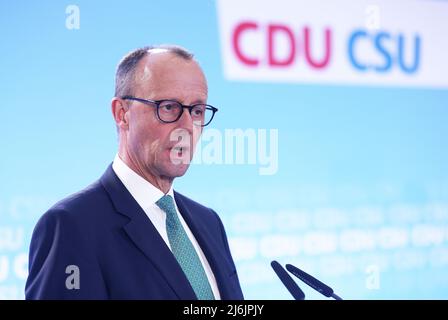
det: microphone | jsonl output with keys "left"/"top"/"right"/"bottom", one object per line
{"left": 286, "top": 264, "right": 343, "bottom": 300}
{"left": 271, "top": 260, "right": 305, "bottom": 300}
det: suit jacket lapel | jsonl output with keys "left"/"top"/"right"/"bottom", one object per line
{"left": 100, "top": 165, "right": 196, "bottom": 300}
{"left": 174, "top": 191, "right": 236, "bottom": 299}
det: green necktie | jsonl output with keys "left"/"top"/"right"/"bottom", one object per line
{"left": 156, "top": 195, "right": 215, "bottom": 300}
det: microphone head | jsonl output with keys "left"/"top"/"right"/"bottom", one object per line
{"left": 271, "top": 260, "right": 305, "bottom": 300}
{"left": 286, "top": 263, "right": 334, "bottom": 298}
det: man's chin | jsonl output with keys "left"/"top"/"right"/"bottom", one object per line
{"left": 164, "top": 163, "right": 191, "bottom": 178}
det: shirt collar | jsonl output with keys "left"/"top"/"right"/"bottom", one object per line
{"left": 112, "top": 154, "right": 174, "bottom": 210}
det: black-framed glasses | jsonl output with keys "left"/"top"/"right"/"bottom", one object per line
{"left": 121, "top": 96, "right": 218, "bottom": 127}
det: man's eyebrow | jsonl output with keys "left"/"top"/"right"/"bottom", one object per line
{"left": 192, "top": 99, "right": 207, "bottom": 104}
{"left": 163, "top": 98, "right": 207, "bottom": 105}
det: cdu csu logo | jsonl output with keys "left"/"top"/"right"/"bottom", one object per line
{"left": 232, "top": 21, "right": 421, "bottom": 74}
{"left": 348, "top": 29, "right": 420, "bottom": 74}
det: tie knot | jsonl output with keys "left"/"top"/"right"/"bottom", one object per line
{"left": 156, "top": 195, "right": 177, "bottom": 218}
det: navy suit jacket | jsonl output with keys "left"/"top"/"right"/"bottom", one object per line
{"left": 25, "top": 165, "right": 244, "bottom": 300}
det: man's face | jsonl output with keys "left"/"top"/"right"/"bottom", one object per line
{"left": 124, "top": 52, "right": 207, "bottom": 180}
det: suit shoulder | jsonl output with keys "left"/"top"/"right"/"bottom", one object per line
{"left": 30, "top": 180, "right": 110, "bottom": 258}
{"left": 51, "top": 180, "right": 106, "bottom": 213}
{"left": 37, "top": 180, "right": 108, "bottom": 228}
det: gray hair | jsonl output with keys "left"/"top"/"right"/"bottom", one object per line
{"left": 114, "top": 44, "right": 195, "bottom": 97}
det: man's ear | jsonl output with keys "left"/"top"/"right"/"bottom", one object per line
{"left": 111, "top": 97, "right": 129, "bottom": 130}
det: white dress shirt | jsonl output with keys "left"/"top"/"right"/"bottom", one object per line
{"left": 112, "top": 154, "right": 220, "bottom": 299}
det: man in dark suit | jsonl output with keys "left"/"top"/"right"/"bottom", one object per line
{"left": 25, "top": 45, "right": 244, "bottom": 300}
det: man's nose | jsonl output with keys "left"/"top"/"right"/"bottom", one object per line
{"left": 176, "top": 108, "right": 194, "bottom": 133}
